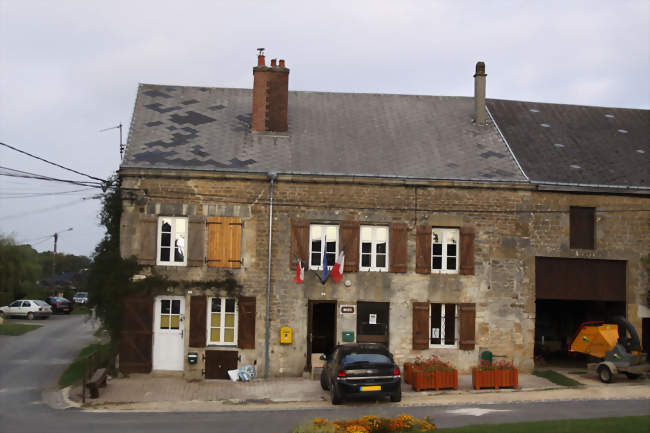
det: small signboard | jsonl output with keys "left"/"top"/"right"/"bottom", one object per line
{"left": 340, "top": 305, "right": 355, "bottom": 315}
{"left": 369, "top": 313, "right": 377, "bottom": 325}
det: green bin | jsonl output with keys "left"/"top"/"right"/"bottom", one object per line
{"left": 342, "top": 331, "right": 355, "bottom": 342}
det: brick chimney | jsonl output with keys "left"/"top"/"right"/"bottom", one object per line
{"left": 252, "top": 51, "right": 290, "bottom": 132}
{"left": 473, "top": 61, "right": 487, "bottom": 125}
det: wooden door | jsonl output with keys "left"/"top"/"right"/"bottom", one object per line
{"left": 306, "top": 300, "right": 337, "bottom": 372}
{"left": 119, "top": 295, "right": 153, "bottom": 373}
{"left": 205, "top": 350, "right": 238, "bottom": 379}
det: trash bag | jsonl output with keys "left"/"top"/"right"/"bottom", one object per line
{"left": 227, "top": 369, "right": 239, "bottom": 382}
{"left": 238, "top": 364, "right": 256, "bottom": 382}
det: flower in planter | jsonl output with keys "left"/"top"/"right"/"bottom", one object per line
{"left": 478, "top": 358, "right": 496, "bottom": 371}
{"left": 495, "top": 360, "right": 514, "bottom": 370}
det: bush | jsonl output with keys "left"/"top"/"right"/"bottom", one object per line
{"left": 291, "top": 414, "right": 436, "bottom": 433}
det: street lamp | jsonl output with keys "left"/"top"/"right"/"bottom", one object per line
{"left": 51, "top": 227, "right": 73, "bottom": 294}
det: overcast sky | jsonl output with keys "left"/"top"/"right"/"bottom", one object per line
{"left": 1, "top": 0, "right": 648, "bottom": 257}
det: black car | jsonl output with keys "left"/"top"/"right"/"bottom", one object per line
{"left": 320, "top": 343, "right": 401, "bottom": 405}
{"left": 44, "top": 296, "right": 73, "bottom": 314}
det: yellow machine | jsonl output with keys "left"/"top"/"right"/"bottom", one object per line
{"left": 569, "top": 318, "right": 649, "bottom": 383}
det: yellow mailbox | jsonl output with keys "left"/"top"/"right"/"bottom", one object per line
{"left": 280, "top": 327, "right": 292, "bottom": 344}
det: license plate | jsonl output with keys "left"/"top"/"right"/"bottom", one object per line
{"left": 63, "top": 308, "right": 69, "bottom": 311}
{"left": 360, "top": 386, "right": 381, "bottom": 391}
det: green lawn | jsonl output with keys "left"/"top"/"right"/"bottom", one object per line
{"left": 437, "top": 416, "right": 650, "bottom": 433}
{"left": 0, "top": 322, "right": 42, "bottom": 335}
{"left": 58, "top": 342, "right": 111, "bottom": 387}
{"left": 532, "top": 369, "right": 583, "bottom": 387}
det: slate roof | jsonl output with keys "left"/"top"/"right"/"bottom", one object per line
{"left": 122, "top": 84, "right": 525, "bottom": 182}
{"left": 487, "top": 99, "right": 649, "bottom": 188}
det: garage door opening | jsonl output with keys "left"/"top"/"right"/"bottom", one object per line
{"left": 535, "top": 299, "right": 625, "bottom": 366}
{"left": 535, "top": 257, "right": 627, "bottom": 368}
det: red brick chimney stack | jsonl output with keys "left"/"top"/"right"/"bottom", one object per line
{"left": 252, "top": 50, "right": 290, "bottom": 132}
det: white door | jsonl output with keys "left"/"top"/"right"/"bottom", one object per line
{"left": 153, "top": 296, "right": 185, "bottom": 371}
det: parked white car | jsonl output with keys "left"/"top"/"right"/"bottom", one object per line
{"left": 0, "top": 299, "right": 52, "bottom": 320}
{"left": 73, "top": 292, "right": 88, "bottom": 304}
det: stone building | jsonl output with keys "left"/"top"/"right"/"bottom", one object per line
{"left": 118, "top": 53, "right": 649, "bottom": 379}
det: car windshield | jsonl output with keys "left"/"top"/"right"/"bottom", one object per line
{"left": 76, "top": 292, "right": 87, "bottom": 297}
{"left": 342, "top": 353, "right": 392, "bottom": 366}
{"left": 34, "top": 300, "right": 49, "bottom": 307}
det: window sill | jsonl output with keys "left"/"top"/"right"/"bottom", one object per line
{"left": 206, "top": 344, "right": 238, "bottom": 348}
{"left": 428, "top": 344, "right": 458, "bottom": 349}
{"left": 359, "top": 268, "right": 388, "bottom": 272}
{"left": 156, "top": 263, "right": 188, "bottom": 267}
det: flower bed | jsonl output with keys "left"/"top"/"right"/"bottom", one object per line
{"left": 408, "top": 355, "right": 458, "bottom": 392}
{"left": 292, "top": 414, "right": 437, "bottom": 433}
{"left": 472, "top": 359, "right": 518, "bottom": 390}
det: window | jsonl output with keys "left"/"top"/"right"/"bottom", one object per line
{"left": 159, "top": 299, "right": 181, "bottom": 330}
{"left": 157, "top": 217, "right": 187, "bottom": 265}
{"left": 208, "top": 297, "right": 238, "bottom": 345}
{"left": 430, "top": 303, "right": 457, "bottom": 347}
{"left": 360, "top": 225, "right": 388, "bottom": 271}
{"left": 570, "top": 206, "right": 595, "bottom": 249}
{"left": 432, "top": 228, "right": 459, "bottom": 273}
{"left": 310, "top": 224, "right": 338, "bottom": 270}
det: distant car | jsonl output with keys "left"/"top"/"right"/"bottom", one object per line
{"left": 44, "top": 296, "right": 73, "bottom": 314}
{"left": 73, "top": 292, "right": 88, "bottom": 304}
{"left": 320, "top": 343, "right": 401, "bottom": 405}
{"left": 0, "top": 299, "right": 52, "bottom": 320}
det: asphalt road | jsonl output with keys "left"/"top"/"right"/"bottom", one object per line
{"left": 1, "top": 315, "right": 649, "bottom": 433}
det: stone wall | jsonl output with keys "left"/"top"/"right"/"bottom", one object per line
{"left": 120, "top": 170, "right": 649, "bottom": 376}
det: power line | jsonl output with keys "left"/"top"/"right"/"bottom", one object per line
{"left": 0, "top": 141, "right": 106, "bottom": 183}
{"left": 0, "top": 187, "right": 95, "bottom": 199}
{"left": 0, "top": 195, "right": 99, "bottom": 220}
{"left": 0, "top": 166, "right": 103, "bottom": 188}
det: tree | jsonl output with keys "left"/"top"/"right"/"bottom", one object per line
{"left": 0, "top": 236, "right": 42, "bottom": 304}
{"left": 87, "top": 176, "right": 139, "bottom": 343}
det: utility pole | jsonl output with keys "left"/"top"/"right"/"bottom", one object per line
{"left": 51, "top": 227, "right": 73, "bottom": 295}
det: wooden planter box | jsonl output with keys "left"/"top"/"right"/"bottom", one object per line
{"left": 496, "top": 368, "right": 518, "bottom": 389}
{"left": 412, "top": 369, "right": 458, "bottom": 392}
{"left": 472, "top": 368, "right": 518, "bottom": 390}
{"left": 403, "top": 363, "right": 413, "bottom": 385}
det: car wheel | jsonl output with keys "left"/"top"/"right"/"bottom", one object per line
{"left": 26, "top": 312, "right": 34, "bottom": 320}
{"left": 320, "top": 369, "right": 329, "bottom": 390}
{"left": 0, "top": 311, "right": 5, "bottom": 318}
{"left": 330, "top": 381, "right": 342, "bottom": 405}
{"left": 390, "top": 386, "right": 402, "bottom": 403}
{"left": 598, "top": 364, "right": 613, "bottom": 383}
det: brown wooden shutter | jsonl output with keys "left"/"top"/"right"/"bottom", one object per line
{"left": 459, "top": 303, "right": 476, "bottom": 350}
{"left": 412, "top": 301, "right": 429, "bottom": 350}
{"left": 187, "top": 216, "right": 205, "bottom": 267}
{"left": 290, "top": 219, "right": 309, "bottom": 270}
{"left": 227, "top": 217, "right": 242, "bottom": 269}
{"left": 459, "top": 226, "right": 475, "bottom": 275}
{"left": 415, "top": 225, "right": 432, "bottom": 274}
{"left": 189, "top": 295, "right": 207, "bottom": 348}
{"left": 138, "top": 215, "right": 158, "bottom": 265}
{"left": 207, "top": 217, "right": 242, "bottom": 269}
{"left": 119, "top": 295, "right": 153, "bottom": 373}
{"left": 570, "top": 206, "right": 595, "bottom": 249}
{"left": 339, "top": 221, "right": 360, "bottom": 272}
{"left": 389, "top": 222, "right": 408, "bottom": 273}
{"left": 237, "top": 296, "right": 256, "bottom": 349}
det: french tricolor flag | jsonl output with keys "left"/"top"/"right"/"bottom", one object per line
{"left": 330, "top": 251, "right": 345, "bottom": 283}
{"left": 293, "top": 260, "right": 305, "bottom": 284}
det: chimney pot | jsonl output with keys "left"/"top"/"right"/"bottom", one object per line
{"left": 270, "top": 58, "right": 277, "bottom": 67}
{"left": 279, "top": 59, "right": 285, "bottom": 68}
{"left": 258, "top": 55, "right": 266, "bottom": 67}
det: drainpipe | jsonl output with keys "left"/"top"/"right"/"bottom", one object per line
{"left": 264, "top": 172, "right": 277, "bottom": 378}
